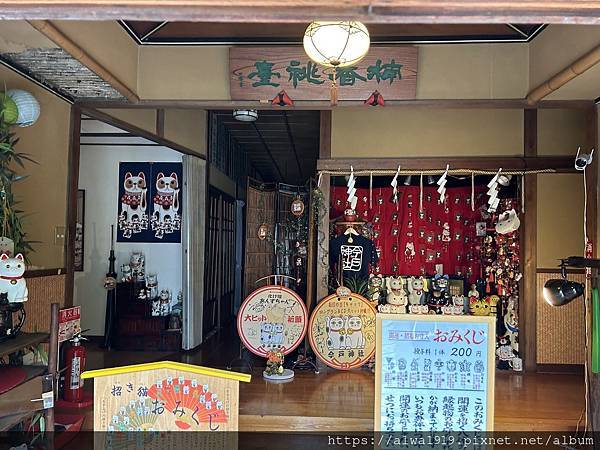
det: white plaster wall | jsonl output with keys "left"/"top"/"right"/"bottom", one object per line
{"left": 74, "top": 132, "right": 183, "bottom": 335}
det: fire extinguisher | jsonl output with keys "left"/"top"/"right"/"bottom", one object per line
{"left": 63, "top": 333, "right": 87, "bottom": 403}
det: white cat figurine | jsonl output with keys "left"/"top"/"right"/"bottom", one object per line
{"left": 0, "top": 253, "right": 28, "bottom": 303}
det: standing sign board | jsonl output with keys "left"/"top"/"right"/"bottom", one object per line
{"left": 230, "top": 46, "right": 418, "bottom": 101}
{"left": 309, "top": 291, "right": 377, "bottom": 370}
{"left": 375, "top": 314, "right": 495, "bottom": 434}
{"left": 81, "top": 361, "right": 250, "bottom": 449}
{"left": 237, "top": 285, "right": 308, "bottom": 357}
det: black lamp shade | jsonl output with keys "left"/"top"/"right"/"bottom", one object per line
{"left": 543, "top": 278, "right": 585, "bottom": 306}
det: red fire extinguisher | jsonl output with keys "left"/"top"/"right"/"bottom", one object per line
{"left": 63, "top": 333, "right": 87, "bottom": 403}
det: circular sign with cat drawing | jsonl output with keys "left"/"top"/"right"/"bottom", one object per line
{"left": 237, "top": 285, "right": 308, "bottom": 357}
{"left": 308, "top": 292, "right": 376, "bottom": 370}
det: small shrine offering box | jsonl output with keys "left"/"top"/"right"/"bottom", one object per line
{"left": 375, "top": 314, "right": 495, "bottom": 434}
{"left": 82, "top": 360, "right": 250, "bottom": 446}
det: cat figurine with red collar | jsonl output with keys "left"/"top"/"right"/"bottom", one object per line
{"left": 0, "top": 253, "right": 28, "bottom": 303}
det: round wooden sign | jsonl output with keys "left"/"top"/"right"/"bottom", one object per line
{"left": 237, "top": 285, "right": 308, "bottom": 357}
{"left": 308, "top": 292, "right": 376, "bottom": 370}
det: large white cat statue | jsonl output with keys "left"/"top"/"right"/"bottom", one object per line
{"left": 0, "top": 253, "right": 28, "bottom": 303}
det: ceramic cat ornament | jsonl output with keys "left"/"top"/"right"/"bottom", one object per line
{"left": 0, "top": 253, "right": 28, "bottom": 303}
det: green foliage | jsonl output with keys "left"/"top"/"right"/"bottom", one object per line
{"left": 0, "top": 98, "right": 37, "bottom": 257}
{"left": 344, "top": 275, "right": 369, "bottom": 297}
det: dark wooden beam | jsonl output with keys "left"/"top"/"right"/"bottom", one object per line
{"left": 75, "top": 98, "right": 596, "bottom": 111}
{"left": 64, "top": 105, "right": 81, "bottom": 308}
{"left": 76, "top": 98, "right": 531, "bottom": 110}
{"left": 316, "top": 156, "right": 577, "bottom": 172}
{"left": 156, "top": 108, "right": 165, "bottom": 138}
{"left": 522, "top": 108, "right": 537, "bottom": 372}
{"left": 80, "top": 106, "right": 205, "bottom": 159}
{"left": 2, "top": 1, "right": 600, "bottom": 24}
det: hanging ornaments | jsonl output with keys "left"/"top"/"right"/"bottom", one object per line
{"left": 486, "top": 168, "right": 502, "bottom": 213}
{"left": 290, "top": 196, "right": 305, "bottom": 217}
{"left": 346, "top": 166, "right": 358, "bottom": 211}
{"left": 436, "top": 164, "right": 449, "bottom": 204}
{"left": 390, "top": 165, "right": 401, "bottom": 204}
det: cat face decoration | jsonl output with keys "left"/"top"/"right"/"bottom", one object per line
{"left": 118, "top": 171, "right": 149, "bottom": 238}
{"left": 117, "top": 163, "right": 183, "bottom": 243}
{"left": 151, "top": 172, "right": 181, "bottom": 239}
{"left": 0, "top": 253, "right": 28, "bottom": 303}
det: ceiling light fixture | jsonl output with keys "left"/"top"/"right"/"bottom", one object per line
{"left": 303, "top": 21, "right": 370, "bottom": 105}
{"left": 233, "top": 109, "right": 258, "bottom": 122}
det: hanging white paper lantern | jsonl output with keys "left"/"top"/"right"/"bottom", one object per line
{"left": 7, "top": 89, "right": 40, "bottom": 127}
{"left": 303, "top": 21, "right": 370, "bottom": 68}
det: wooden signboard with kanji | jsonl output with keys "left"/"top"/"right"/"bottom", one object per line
{"left": 375, "top": 314, "right": 495, "bottom": 438}
{"left": 81, "top": 361, "right": 251, "bottom": 449}
{"left": 230, "top": 46, "right": 418, "bottom": 101}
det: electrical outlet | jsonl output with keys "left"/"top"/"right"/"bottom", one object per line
{"left": 54, "top": 226, "right": 66, "bottom": 245}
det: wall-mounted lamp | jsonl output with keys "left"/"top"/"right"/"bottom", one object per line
{"left": 543, "top": 256, "right": 600, "bottom": 306}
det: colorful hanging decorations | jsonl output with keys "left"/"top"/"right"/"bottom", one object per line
{"left": 308, "top": 291, "right": 376, "bottom": 370}
{"left": 365, "top": 90, "right": 385, "bottom": 106}
{"left": 272, "top": 90, "right": 294, "bottom": 106}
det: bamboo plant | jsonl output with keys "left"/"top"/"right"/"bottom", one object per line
{"left": 0, "top": 94, "right": 36, "bottom": 257}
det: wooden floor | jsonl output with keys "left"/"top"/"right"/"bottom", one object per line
{"left": 72, "top": 327, "right": 585, "bottom": 432}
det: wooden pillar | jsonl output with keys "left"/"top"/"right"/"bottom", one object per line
{"left": 64, "top": 105, "right": 81, "bottom": 308}
{"left": 316, "top": 111, "right": 332, "bottom": 304}
{"left": 586, "top": 106, "right": 599, "bottom": 431}
{"left": 522, "top": 108, "right": 537, "bottom": 372}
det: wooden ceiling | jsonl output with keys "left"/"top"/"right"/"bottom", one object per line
{"left": 214, "top": 110, "right": 320, "bottom": 185}
{"left": 120, "top": 22, "right": 545, "bottom": 45}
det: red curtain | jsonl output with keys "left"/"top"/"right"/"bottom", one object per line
{"left": 330, "top": 185, "right": 487, "bottom": 283}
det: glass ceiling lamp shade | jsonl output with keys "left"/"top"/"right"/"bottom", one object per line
{"left": 303, "top": 21, "right": 370, "bottom": 105}
{"left": 233, "top": 109, "right": 258, "bottom": 122}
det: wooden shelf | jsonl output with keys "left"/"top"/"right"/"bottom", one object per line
{"left": 0, "top": 411, "right": 35, "bottom": 431}
{"left": 0, "top": 333, "right": 48, "bottom": 359}
{"left": 0, "top": 304, "right": 59, "bottom": 434}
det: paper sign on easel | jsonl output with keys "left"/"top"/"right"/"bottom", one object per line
{"left": 375, "top": 314, "right": 495, "bottom": 437}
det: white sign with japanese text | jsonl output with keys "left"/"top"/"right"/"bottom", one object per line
{"left": 375, "top": 314, "right": 495, "bottom": 434}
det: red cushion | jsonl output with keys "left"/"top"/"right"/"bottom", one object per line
{"left": 0, "top": 366, "right": 26, "bottom": 394}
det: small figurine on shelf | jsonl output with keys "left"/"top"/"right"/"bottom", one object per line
{"left": 468, "top": 283, "right": 480, "bottom": 301}
{"left": 408, "top": 276, "right": 427, "bottom": 306}
{"left": 264, "top": 350, "right": 285, "bottom": 376}
{"left": 151, "top": 298, "right": 161, "bottom": 316}
{"left": 168, "top": 313, "right": 181, "bottom": 330}
{"left": 428, "top": 274, "right": 450, "bottom": 315}
{"left": 130, "top": 252, "right": 145, "bottom": 282}
{"left": 121, "top": 264, "right": 132, "bottom": 283}
{"left": 379, "top": 276, "right": 408, "bottom": 314}
{"left": 146, "top": 274, "right": 158, "bottom": 298}
{"left": 368, "top": 274, "right": 385, "bottom": 305}
{"left": 470, "top": 295, "right": 498, "bottom": 316}
{"left": 137, "top": 288, "right": 148, "bottom": 301}
{"left": 159, "top": 289, "right": 171, "bottom": 316}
